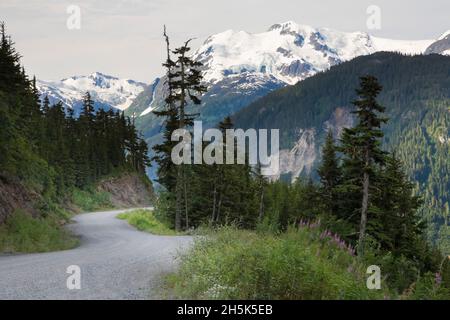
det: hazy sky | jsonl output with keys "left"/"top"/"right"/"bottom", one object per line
{"left": 2, "top": 0, "right": 449, "bottom": 83}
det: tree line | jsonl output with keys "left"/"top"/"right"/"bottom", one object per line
{"left": 0, "top": 22, "right": 150, "bottom": 202}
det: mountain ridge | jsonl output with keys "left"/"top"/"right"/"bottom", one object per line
{"left": 37, "top": 72, "right": 147, "bottom": 114}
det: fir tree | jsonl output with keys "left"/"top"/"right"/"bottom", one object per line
{"left": 153, "top": 27, "right": 206, "bottom": 231}
{"left": 317, "top": 129, "right": 341, "bottom": 216}
{"left": 339, "top": 75, "right": 388, "bottom": 256}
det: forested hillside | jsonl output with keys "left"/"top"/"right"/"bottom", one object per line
{"left": 0, "top": 23, "right": 151, "bottom": 237}
{"left": 233, "top": 52, "right": 450, "bottom": 252}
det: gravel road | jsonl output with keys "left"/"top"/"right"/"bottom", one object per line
{"left": 0, "top": 209, "right": 193, "bottom": 300}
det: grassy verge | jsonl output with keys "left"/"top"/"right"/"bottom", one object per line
{"left": 0, "top": 210, "right": 79, "bottom": 253}
{"left": 0, "top": 186, "right": 114, "bottom": 254}
{"left": 165, "top": 226, "right": 393, "bottom": 300}
{"left": 117, "top": 209, "right": 177, "bottom": 236}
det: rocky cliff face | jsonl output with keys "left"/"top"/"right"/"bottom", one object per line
{"left": 271, "top": 107, "right": 354, "bottom": 182}
{"left": 96, "top": 173, "right": 154, "bottom": 208}
{"left": 276, "top": 128, "right": 317, "bottom": 182}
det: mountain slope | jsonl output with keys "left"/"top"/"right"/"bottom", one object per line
{"left": 233, "top": 52, "right": 450, "bottom": 251}
{"left": 37, "top": 72, "right": 147, "bottom": 114}
{"left": 126, "top": 21, "right": 443, "bottom": 177}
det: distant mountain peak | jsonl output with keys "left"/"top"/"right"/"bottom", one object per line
{"left": 438, "top": 30, "right": 450, "bottom": 40}
{"left": 268, "top": 21, "right": 315, "bottom": 35}
{"left": 37, "top": 72, "right": 147, "bottom": 112}
{"left": 193, "top": 21, "right": 437, "bottom": 86}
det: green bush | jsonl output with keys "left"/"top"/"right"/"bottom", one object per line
{"left": 117, "top": 209, "right": 177, "bottom": 236}
{"left": 0, "top": 210, "right": 78, "bottom": 253}
{"left": 167, "top": 226, "right": 390, "bottom": 300}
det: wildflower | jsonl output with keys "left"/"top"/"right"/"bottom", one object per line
{"left": 435, "top": 273, "right": 442, "bottom": 286}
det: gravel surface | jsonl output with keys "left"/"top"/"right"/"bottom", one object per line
{"left": 0, "top": 209, "right": 193, "bottom": 300}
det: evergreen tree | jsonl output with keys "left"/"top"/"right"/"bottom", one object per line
{"left": 0, "top": 22, "right": 23, "bottom": 92}
{"left": 375, "top": 154, "right": 424, "bottom": 256}
{"left": 254, "top": 162, "right": 268, "bottom": 223}
{"left": 317, "top": 130, "right": 341, "bottom": 216}
{"left": 339, "top": 75, "right": 388, "bottom": 256}
{"left": 153, "top": 27, "right": 206, "bottom": 231}
{"left": 153, "top": 106, "right": 179, "bottom": 193}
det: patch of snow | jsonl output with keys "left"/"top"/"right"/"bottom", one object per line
{"left": 438, "top": 30, "right": 450, "bottom": 41}
{"left": 140, "top": 88, "right": 157, "bottom": 116}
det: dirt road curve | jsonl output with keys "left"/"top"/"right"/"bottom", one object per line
{"left": 0, "top": 209, "right": 192, "bottom": 300}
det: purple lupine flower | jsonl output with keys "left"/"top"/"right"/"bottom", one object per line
{"left": 435, "top": 273, "right": 442, "bottom": 286}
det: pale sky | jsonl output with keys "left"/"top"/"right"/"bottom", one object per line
{"left": 1, "top": 0, "right": 449, "bottom": 83}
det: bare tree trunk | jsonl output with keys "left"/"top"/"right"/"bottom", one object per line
{"left": 183, "top": 168, "right": 189, "bottom": 229}
{"left": 258, "top": 189, "right": 264, "bottom": 222}
{"left": 211, "top": 182, "right": 217, "bottom": 225}
{"left": 216, "top": 193, "right": 222, "bottom": 223}
{"left": 178, "top": 42, "right": 188, "bottom": 231}
{"left": 175, "top": 166, "right": 183, "bottom": 231}
{"left": 358, "top": 149, "right": 370, "bottom": 257}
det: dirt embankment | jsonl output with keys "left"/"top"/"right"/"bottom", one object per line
{"left": 0, "top": 172, "right": 154, "bottom": 223}
{"left": 96, "top": 173, "right": 154, "bottom": 208}
{"left": 0, "top": 174, "right": 40, "bottom": 224}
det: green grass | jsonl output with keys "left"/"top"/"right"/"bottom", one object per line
{"left": 71, "top": 187, "right": 113, "bottom": 212}
{"left": 117, "top": 209, "right": 177, "bottom": 236}
{"left": 0, "top": 210, "right": 79, "bottom": 253}
{"left": 166, "top": 226, "right": 392, "bottom": 300}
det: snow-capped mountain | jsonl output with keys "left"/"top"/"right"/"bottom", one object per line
{"left": 129, "top": 21, "right": 444, "bottom": 121}
{"left": 124, "top": 21, "right": 448, "bottom": 181}
{"left": 37, "top": 72, "right": 147, "bottom": 114}
{"left": 425, "top": 30, "right": 450, "bottom": 55}
{"left": 192, "top": 21, "right": 435, "bottom": 86}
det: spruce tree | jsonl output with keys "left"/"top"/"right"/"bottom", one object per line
{"left": 318, "top": 129, "right": 341, "bottom": 216}
{"left": 375, "top": 154, "right": 424, "bottom": 255}
{"left": 339, "top": 75, "right": 388, "bottom": 256}
{"left": 153, "top": 27, "right": 206, "bottom": 231}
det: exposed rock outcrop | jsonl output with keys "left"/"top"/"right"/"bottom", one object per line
{"left": 96, "top": 173, "right": 154, "bottom": 208}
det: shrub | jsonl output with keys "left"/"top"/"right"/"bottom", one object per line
{"left": 168, "top": 226, "right": 390, "bottom": 300}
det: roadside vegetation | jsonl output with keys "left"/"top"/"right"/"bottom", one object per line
{"left": 167, "top": 225, "right": 450, "bottom": 300}
{"left": 167, "top": 225, "right": 386, "bottom": 299}
{"left": 0, "top": 210, "right": 78, "bottom": 253}
{"left": 0, "top": 185, "right": 115, "bottom": 254}
{"left": 117, "top": 209, "right": 177, "bottom": 236}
